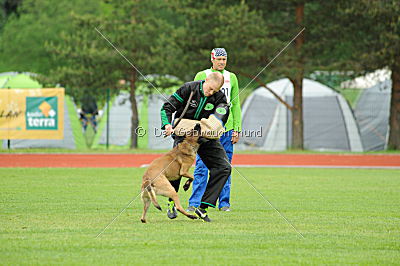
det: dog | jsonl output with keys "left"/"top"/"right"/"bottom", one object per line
{"left": 140, "top": 124, "right": 201, "bottom": 223}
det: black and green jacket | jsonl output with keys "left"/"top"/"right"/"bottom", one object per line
{"left": 161, "top": 80, "right": 228, "bottom": 129}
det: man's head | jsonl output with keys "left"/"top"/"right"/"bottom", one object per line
{"left": 203, "top": 72, "right": 224, "bottom": 97}
{"left": 211, "top": 48, "right": 227, "bottom": 71}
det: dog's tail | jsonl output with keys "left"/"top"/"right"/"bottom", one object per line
{"left": 143, "top": 180, "right": 162, "bottom": 211}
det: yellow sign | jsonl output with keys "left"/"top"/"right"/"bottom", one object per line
{"left": 0, "top": 88, "right": 64, "bottom": 139}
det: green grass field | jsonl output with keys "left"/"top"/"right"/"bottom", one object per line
{"left": 1, "top": 167, "right": 399, "bottom": 264}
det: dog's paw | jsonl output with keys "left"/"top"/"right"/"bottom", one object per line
{"left": 187, "top": 214, "right": 197, "bottom": 220}
{"left": 183, "top": 181, "right": 191, "bottom": 191}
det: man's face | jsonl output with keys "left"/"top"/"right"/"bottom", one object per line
{"left": 203, "top": 80, "right": 221, "bottom": 97}
{"left": 212, "top": 56, "right": 227, "bottom": 71}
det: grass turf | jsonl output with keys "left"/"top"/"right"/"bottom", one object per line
{"left": 1, "top": 167, "right": 399, "bottom": 264}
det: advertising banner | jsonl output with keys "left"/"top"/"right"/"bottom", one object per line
{"left": 0, "top": 88, "right": 64, "bottom": 139}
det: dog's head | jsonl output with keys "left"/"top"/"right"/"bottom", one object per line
{"left": 186, "top": 123, "right": 201, "bottom": 137}
{"left": 193, "top": 123, "right": 201, "bottom": 135}
{"left": 185, "top": 124, "right": 201, "bottom": 147}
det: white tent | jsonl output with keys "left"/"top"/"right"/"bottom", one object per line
{"left": 238, "top": 78, "right": 363, "bottom": 152}
{"left": 148, "top": 94, "right": 174, "bottom": 149}
{"left": 93, "top": 91, "right": 143, "bottom": 147}
{"left": 354, "top": 79, "right": 391, "bottom": 151}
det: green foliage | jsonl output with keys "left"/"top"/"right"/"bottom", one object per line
{"left": 0, "top": 1, "right": 6, "bottom": 30}
{"left": 1, "top": 167, "right": 399, "bottom": 264}
{"left": 336, "top": 0, "right": 400, "bottom": 149}
{"left": 168, "top": 0, "right": 280, "bottom": 82}
{"left": 40, "top": 12, "right": 121, "bottom": 103}
{"left": 0, "top": 0, "right": 22, "bottom": 31}
{"left": 338, "top": 0, "right": 400, "bottom": 70}
{"left": 1, "top": 0, "right": 397, "bottom": 86}
{"left": 136, "top": 75, "right": 182, "bottom": 96}
{"left": 215, "top": 2, "right": 282, "bottom": 81}
{"left": 0, "top": 0, "right": 101, "bottom": 74}
{"left": 39, "top": 0, "right": 183, "bottom": 105}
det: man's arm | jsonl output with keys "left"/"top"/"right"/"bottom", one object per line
{"left": 160, "top": 84, "right": 189, "bottom": 130}
{"left": 230, "top": 73, "right": 242, "bottom": 132}
{"left": 229, "top": 73, "right": 242, "bottom": 144}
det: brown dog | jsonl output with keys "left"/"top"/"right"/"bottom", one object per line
{"left": 140, "top": 125, "right": 201, "bottom": 223}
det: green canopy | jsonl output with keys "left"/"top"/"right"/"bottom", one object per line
{"left": 0, "top": 72, "right": 42, "bottom": 89}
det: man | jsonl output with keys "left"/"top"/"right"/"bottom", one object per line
{"left": 79, "top": 94, "right": 98, "bottom": 133}
{"left": 161, "top": 72, "right": 231, "bottom": 222}
{"left": 188, "top": 48, "right": 242, "bottom": 212}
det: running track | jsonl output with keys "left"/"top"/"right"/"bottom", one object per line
{"left": 1, "top": 154, "right": 400, "bottom": 169}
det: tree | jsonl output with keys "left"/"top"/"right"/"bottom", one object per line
{"left": 42, "top": 13, "right": 121, "bottom": 102}
{"left": 175, "top": 0, "right": 399, "bottom": 150}
{"left": 290, "top": 2, "right": 305, "bottom": 149}
{"left": 243, "top": 0, "right": 363, "bottom": 149}
{"left": 337, "top": 0, "right": 400, "bottom": 149}
{"left": 0, "top": 0, "right": 100, "bottom": 73}
{"left": 0, "top": 0, "right": 22, "bottom": 31}
{"left": 45, "top": 0, "right": 182, "bottom": 148}
{"left": 171, "top": 0, "right": 310, "bottom": 148}
{"left": 168, "top": 1, "right": 276, "bottom": 80}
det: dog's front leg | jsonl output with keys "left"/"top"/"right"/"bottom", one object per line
{"left": 182, "top": 176, "right": 194, "bottom": 191}
{"left": 180, "top": 164, "right": 194, "bottom": 191}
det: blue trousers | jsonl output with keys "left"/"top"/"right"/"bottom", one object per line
{"left": 189, "top": 130, "right": 233, "bottom": 208}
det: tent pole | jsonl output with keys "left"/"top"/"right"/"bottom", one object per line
{"left": 7, "top": 85, "right": 10, "bottom": 150}
{"left": 106, "top": 88, "right": 110, "bottom": 149}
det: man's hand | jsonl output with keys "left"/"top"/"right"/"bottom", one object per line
{"left": 231, "top": 131, "right": 239, "bottom": 144}
{"left": 164, "top": 124, "right": 174, "bottom": 136}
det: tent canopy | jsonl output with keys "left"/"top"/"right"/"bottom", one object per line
{"left": 264, "top": 78, "right": 337, "bottom": 97}
{"left": 0, "top": 72, "right": 42, "bottom": 89}
{"left": 354, "top": 79, "right": 391, "bottom": 151}
{"left": 239, "top": 78, "right": 363, "bottom": 152}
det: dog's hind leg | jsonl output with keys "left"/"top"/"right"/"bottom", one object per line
{"left": 161, "top": 190, "right": 197, "bottom": 220}
{"left": 143, "top": 180, "right": 162, "bottom": 211}
{"left": 141, "top": 191, "right": 151, "bottom": 223}
{"left": 172, "top": 195, "right": 198, "bottom": 220}
{"left": 155, "top": 180, "right": 197, "bottom": 220}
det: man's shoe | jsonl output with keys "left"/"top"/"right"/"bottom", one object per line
{"left": 219, "top": 206, "right": 231, "bottom": 212}
{"left": 186, "top": 206, "right": 196, "bottom": 212}
{"left": 167, "top": 201, "right": 178, "bottom": 219}
{"left": 195, "top": 207, "right": 211, "bottom": 222}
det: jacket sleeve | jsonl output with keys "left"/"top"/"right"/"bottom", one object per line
{"left": 230, "top": 73, "right": 242, "bottom": 132}
{"left": 160, "top": 84, "right": 190, "bottom": 129}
